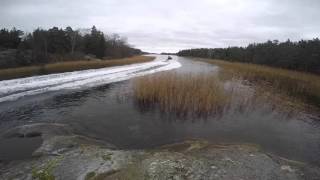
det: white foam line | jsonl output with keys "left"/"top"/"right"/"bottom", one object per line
{"left": 0, "top": 56, "right": 181, "bottom": 103}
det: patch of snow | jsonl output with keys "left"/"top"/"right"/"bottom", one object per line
{"left": 0, "top": 55, "right": 181, "bottom": 103}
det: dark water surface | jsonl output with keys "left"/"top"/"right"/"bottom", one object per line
{"left": 0, "top": 137, "right": 42, "bottom": 162}
{"left": 0, "top": 56, "right": 320, "bottom": 166}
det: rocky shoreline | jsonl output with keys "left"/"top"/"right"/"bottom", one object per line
{"left": 1, "top": 123, "right": 319, "bottom": 180}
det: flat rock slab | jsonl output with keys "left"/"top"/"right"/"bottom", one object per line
{"left": 1, "top": 124, "right": 320, "bottom": 180}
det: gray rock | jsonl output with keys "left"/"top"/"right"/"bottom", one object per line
{"left": 84, "top": 54, "right": 97, "bottom": 61}
{"left": 2, "top": 123, "right": 73, "bottom": 139}
{"left": 1, "top": 124, "right": 320, "bottom": 180}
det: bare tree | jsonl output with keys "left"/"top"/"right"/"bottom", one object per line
{"left": 65, "top": 27, "right": 80, "bottom": 55}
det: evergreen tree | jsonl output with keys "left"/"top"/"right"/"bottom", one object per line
{"left": 178, "top": 39, "right": 320, "bottom": 74}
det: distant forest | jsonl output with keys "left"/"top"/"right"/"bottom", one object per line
{"left": 0, "top": 26, "right": 142, "bottom": 68}
{"left": 178, "top": 39, "right": 320, "bottom": 74}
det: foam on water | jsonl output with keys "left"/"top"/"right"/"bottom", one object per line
{"left": 0, "top": 56, "right": 181, "bottom": 103}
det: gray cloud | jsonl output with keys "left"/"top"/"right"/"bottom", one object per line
{"left": 1, "top": 0, "right": 320, "bottom": 53}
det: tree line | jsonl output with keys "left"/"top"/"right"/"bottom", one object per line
{"left": 0, "top": 26, "right": 142, "bottom": 68}
{"left": 177, "top": 39, "right": 320, "bottom": 74}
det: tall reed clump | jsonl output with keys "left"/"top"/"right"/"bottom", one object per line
{"left": 0, "top": 56, "right": 155, "bottom": 81}
{"left": 200, "top": 59, "right": 320, "bottom": 107}
{"left": 133, "top": 72, "right": 229, "bottom": 117}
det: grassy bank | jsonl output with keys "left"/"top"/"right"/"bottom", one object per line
{"left": 133, "top": 72, "right": 229, "bottom": 117}
{"left": 199, "top": 59, "right": 320, "bottom": 107}
{"left": 0, "top": 56, "right": 154, "bottom": 80}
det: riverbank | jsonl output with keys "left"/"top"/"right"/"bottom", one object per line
{"left": 195, "top": 58, "right": 320, "bottom": 108}
{"left": 1, "top": 123, "right": 319, "bottom": 180}
{"left": 0, "top": 56, "right": 155, "bottom": 81}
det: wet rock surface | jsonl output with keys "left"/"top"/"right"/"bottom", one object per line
{"left": 1, "top": 123, "right": 320, "bottom": 180}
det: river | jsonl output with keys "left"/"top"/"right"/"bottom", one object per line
{"left": 0, "top": 55, "right": 319, "bottom": 167}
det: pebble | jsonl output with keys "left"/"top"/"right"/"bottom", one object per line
{"left": 211, "top": 165, "right": 217, "bottom": 169}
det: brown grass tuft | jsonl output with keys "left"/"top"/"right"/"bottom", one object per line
{"left": 133, "top": 72, "right": 229, "bottom": 117}
{"left": 0, "top": 56, "right": 154, "bottom": 80}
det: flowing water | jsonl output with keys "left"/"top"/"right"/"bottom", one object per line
{"left": 0, "top": 55, "right": 320, "bottom": 166}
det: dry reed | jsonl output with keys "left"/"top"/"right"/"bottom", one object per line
{"left": 199, "top": 59, "right": 320, "bottom": 107}
{"left": 133, "top": 72, "right": 229, "bottom": 117}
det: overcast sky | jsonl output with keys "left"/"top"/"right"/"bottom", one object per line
{"left": 1, "top": 0, "right": 320, "bottom": 53}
